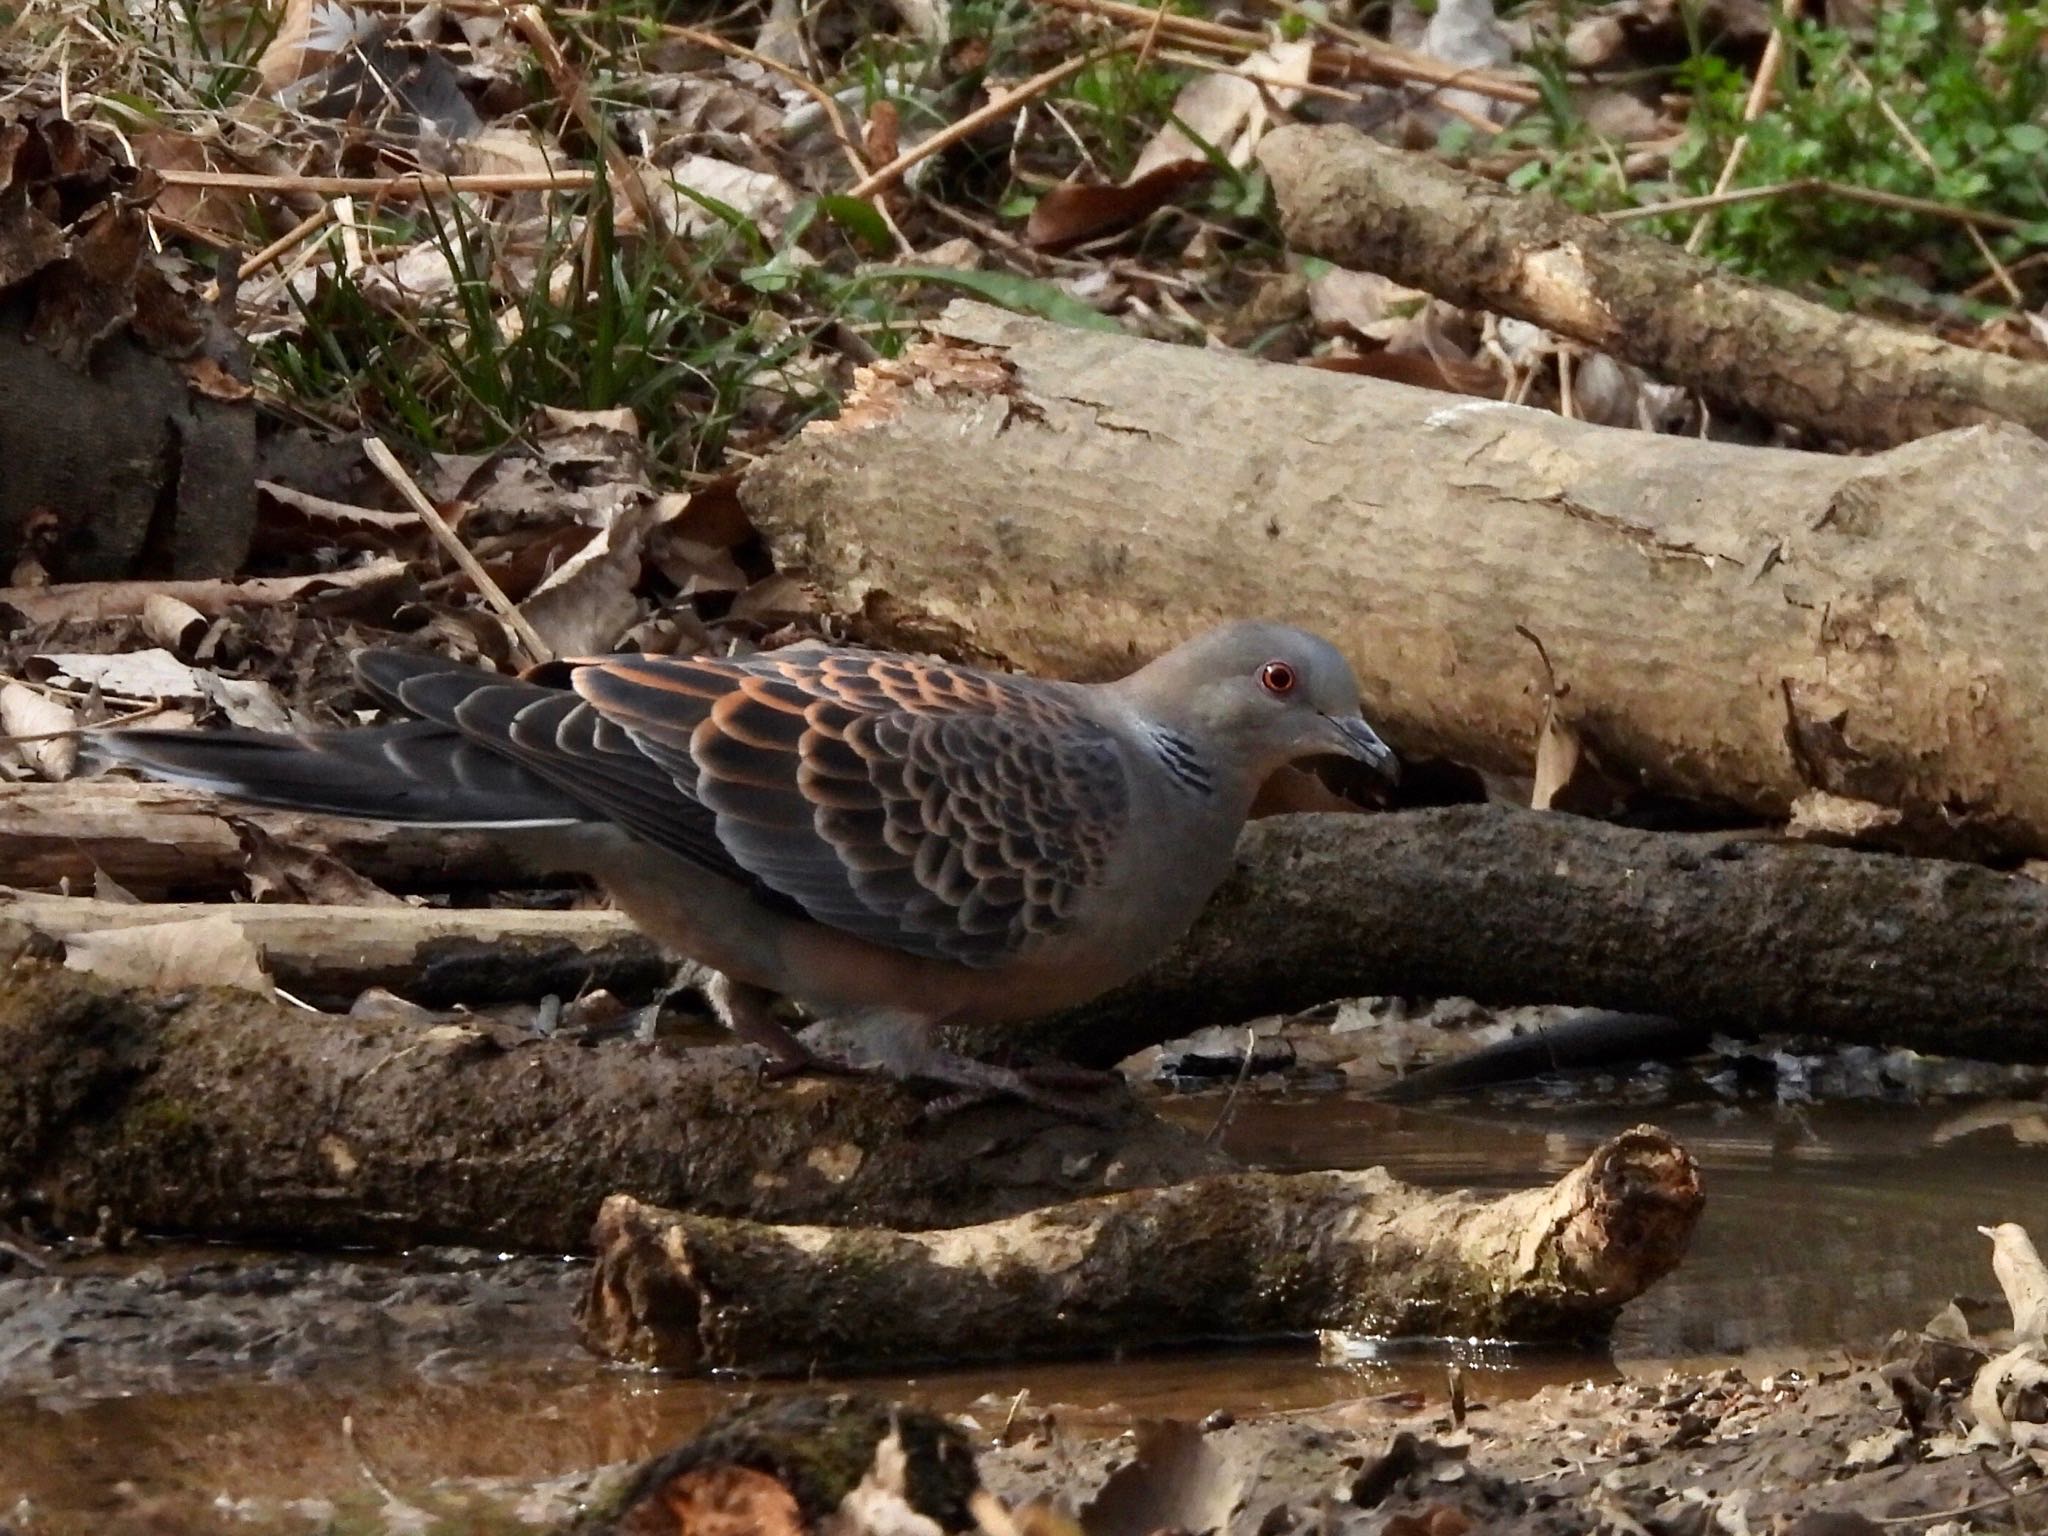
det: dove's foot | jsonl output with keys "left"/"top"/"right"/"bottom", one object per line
{"left": 905, "top": 1052, "right": 1125, "bottom": 1125}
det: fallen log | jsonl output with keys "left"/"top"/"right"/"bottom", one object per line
{"left": 1258, "top": 124, "right": 2048, "bottom": 451}
{"left": 0, "top": 889, "right": 659, "bottom": 1008}
{"left": 0, "top": 956, "right": 1224, "bottom": 1250}
{"left": 0, "top": 780, "right": 529, "bottom": 898}
{"left": 576, "top": 1125, "right": 1700, "bottom": 1373}
{"left": 16, "top": 795, "right": 2048, "bottom": 1075}
{"left": 1037, "top": 807, "right": 2048, "bottom": 1068}
{"left": 742, "top": 300, "right": 2048, "bottom": 858}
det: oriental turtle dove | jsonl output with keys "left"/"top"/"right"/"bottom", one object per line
{"left": 100, "top": 622, "right": 1398, "bottom": 1103}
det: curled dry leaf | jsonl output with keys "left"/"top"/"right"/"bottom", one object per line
{"left": 1531, "top": 696, "right": 1580, "bottom": 812}
{"left": 0, "top": 681, "right": 78, "bottom": 780}
{"left": 1969, "top": 1343, "right": 2048, "bottom": 1441}
{"left": 1786, "top": 790, "right": 1905, "bottom": 844}
{"left": 63, "top": 912, "right": 274, "bottom": 998}
{"left": 141, "top": 593, "right": 208, "bottom": 656}
{"left": 1982, "top": 1223, "right": 2048, "bottom": 1343}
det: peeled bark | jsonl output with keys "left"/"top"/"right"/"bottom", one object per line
{"left": 1258, "top": 124, "right": 2048, "bottom": 451}
{"left": 577, "top": 1126, "right": 1700, "bottom": 1373}
{"left": 742, "top": 301, "right": 2048, "bottom": 858}
{"left": 0, "top": 959, "right": 1226, "bottom": 1251}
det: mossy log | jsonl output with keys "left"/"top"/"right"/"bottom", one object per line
{"left": 576, "top": 1126, "right": 1700, "bottom": 1373}
{"left": 0, "top": 957, "right": 1227, "bottom": 1251}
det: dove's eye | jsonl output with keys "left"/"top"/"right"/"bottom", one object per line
{"left": 1258, "top": 661, "right": 1298, "bottom": 697}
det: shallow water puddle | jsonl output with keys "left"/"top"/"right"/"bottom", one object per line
{"left": 4, "top": 1095, "right": 2044, "bottom": 1516}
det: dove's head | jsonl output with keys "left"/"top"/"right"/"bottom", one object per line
{"left": 1121, "top": 621, "right": 1399, "bottom": 787}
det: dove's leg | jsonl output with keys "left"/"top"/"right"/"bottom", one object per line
{"left": 706, "top": 972, "right": 847, "bottom": 1074}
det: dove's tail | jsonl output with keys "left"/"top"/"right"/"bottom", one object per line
{"left": 94, "top": 651, "right": 586, "bottom": 829}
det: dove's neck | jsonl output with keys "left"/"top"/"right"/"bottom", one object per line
{"left": 1097, "top": 683, "right": 1269, "bottom": 820}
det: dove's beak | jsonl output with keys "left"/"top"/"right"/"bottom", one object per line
{"left": 1329, "top": 714, "right": 1400, "bottom": 785}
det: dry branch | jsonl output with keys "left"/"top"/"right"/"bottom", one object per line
{"left": 743, "top": 301, "right": 2048, "bottom": 858}
{"left": 0, "top": 890, "right": 658, "bottom": 1008}
{"left": 0, "top": 957, "right": 1224, "bottom": 1251}
{"left": 1256, "top": 125, "right": 2048, "bottom": 450}
{"left": 577, "top": 1126, "right": 1700, "bottom": 1372}
{"left": 0, "top": 780, "right": 526, "bottom": 899}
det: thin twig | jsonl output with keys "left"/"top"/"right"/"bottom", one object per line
{"left": 234, "top": 204, "right": 331, "bottom": 282}
{"left": 361, "top": 437, "right": 553, "bottom": 664}
{"left": 157, "top": 167, "right": 598, "bottom": 197}
{"left": 1152, "top": 48, "right": 1364, "bottom": 106}
{"left": 1605, "top": 177, "right": 2034, "bottom": 235}
{"left": 1035, "top": 0, "right": 1539, "bottom": 105}
{"left": 1685, "top": 1, "right": 1798, "bottom": 254}
{"left": 847, "top": 42, "right": 1128, "bottom": 201}
{"left": 0, "top": 700, "right": 169, "bottom": 749}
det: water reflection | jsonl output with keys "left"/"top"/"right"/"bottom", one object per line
{"left": 5, "top": 1094, "right": 2044, "bottom": 1516}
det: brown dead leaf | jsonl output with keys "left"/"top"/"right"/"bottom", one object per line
{"left": 1302, "top": 349, "right": 1502, "bottom": 396}
{"left": 64, "top": 913, "right": 274, "bottom": 997}
{"left": 183, "top": 355, "right": 254, "bottom": 403}
{"left": 255, "top": 0, "right": 322, "bottom": 94}
{"left": 1028, "top": 41, "right": 1308, "bottom": 252}
{"left": 1026, "top": 163, "right": 1211, "bottom": 252}
{"left": 458, "top": 127, "right": 566, "bottom": 179}
{"left": 130, "top": 130, "right": 246, "bottom": 239}
{"left": 239, "top": 823, "right": 405, "bottom": 907}
{"left": 519, "top": 498, "right": 668, "bottom": 656}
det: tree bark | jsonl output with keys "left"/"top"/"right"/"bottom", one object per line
{"left": 0, "top": 780, "right": 528, "bottom": 899}
{"left": 0, "top": 959, "right": 1226, "bottom": 1251}
{"left": 1257, "top": 124, "right": 2048, "bottom": 451}
{"left": 576, "top": 1126, "right": 1700, "bottom": 1373}
{"left": 0, "top": 889, "right": 661, "bottom": 1008}
{"left": 742, "top": 301, "right": 2048, "bottom": 858}
{"left": 1038, "top": 807, "right": 2048, "bottom": 1068}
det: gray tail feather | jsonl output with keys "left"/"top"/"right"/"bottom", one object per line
{"left": 94, "top": 651, "right": 586, "bottom": 828}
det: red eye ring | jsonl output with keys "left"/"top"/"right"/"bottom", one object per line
{"left": 1258, "top": 660, "right": 1298, "bottom": 697}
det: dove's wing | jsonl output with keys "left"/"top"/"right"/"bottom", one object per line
{"left": 564, "top": 650, "right": 1133, "bottom": 965}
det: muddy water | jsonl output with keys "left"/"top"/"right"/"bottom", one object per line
{"left": 5, "top": 1095, "right": 2045, "bottom": 1517}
